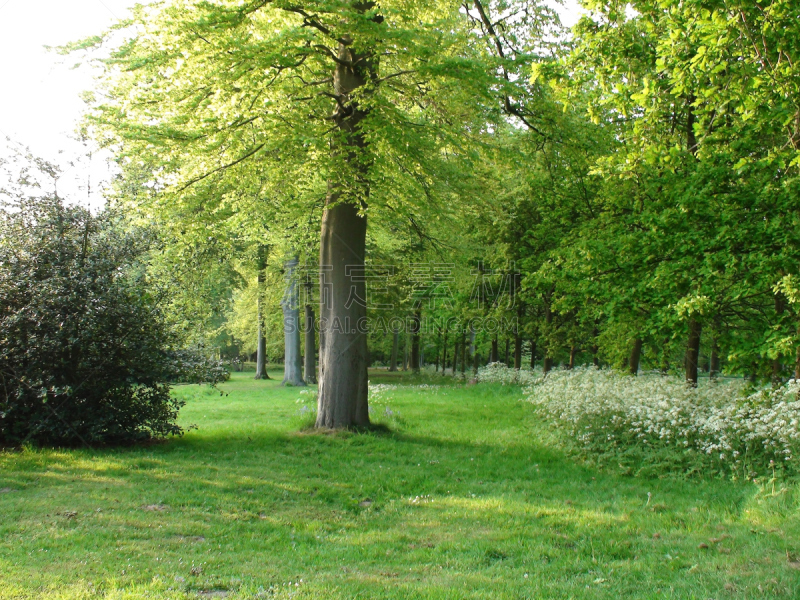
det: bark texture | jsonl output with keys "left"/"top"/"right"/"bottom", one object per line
{"left": 316, "top": 200, "right": 368, "bottom": 425}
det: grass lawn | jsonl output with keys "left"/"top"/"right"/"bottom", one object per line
{"left": 1, "top": 371, "right": 798, "bottom": 599}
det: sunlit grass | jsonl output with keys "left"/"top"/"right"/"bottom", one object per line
{"left": 1, "top": 370, "right": 798, "bottom": 599}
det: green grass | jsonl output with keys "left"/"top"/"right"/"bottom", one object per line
{"left": 1, "top": 371, "right": 799, "bottom": 599}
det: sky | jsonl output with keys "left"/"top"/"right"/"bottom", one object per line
{"left": 0, "top": 0, "right": 583, "bottom": 210}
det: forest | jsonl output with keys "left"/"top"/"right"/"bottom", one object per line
{"left": 67, "top": 0, "right": 800, "bottom": 408}
{"left": 1, "top": 0, "right": 800, "bottom": 598}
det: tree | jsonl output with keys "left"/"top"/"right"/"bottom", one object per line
{"left": 77, "top": 0, "right": 556, "bottom": 426}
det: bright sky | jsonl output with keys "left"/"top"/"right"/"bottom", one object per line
{"left": 0, "top": 0, "right": 583, "bottom": 210}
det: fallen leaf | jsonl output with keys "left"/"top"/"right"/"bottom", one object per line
{"left": 142, "top": 504, "right": 168, "bottom": 512}
{"left": 698, "top": 543, "right": 709, "bottom": 549}
{"left": 358, "top": 498, "right": 373, "bottom": 508}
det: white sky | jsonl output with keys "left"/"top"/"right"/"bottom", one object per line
{"left": 0, "top": 0, "right": 583, "bottom": 210}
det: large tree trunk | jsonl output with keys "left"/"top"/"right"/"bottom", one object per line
{"left": 254, "top": 250, "right": 270, "bottom": 380}
{"left": 315, "top": 30, "right": 378, "bottom": 427}
{"left": 629, "top": 338, "right": 643, "bottom": 376}
{"left": 410, "top": 309, "right": 421, "bottom": 373}
{"left": 282, "top": 256, "right": 305, "bottom": 387}
{"left": 685, "top": 319, "right": 702, "bottom": 387}
{"left": 316, "top": 200, "right": 368, "bottom": 426}
{"left": 304, "top": 302, "right": 317, "bottom": 384}
{"left": 389, "top": 327, "right": 399, "bottom": 372}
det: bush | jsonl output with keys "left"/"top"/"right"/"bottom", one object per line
{"left": 0, "top": 195, "right": 223, "bottom": 446}
{"left": 524, "top": 367, "right": 800, "bottom": 478}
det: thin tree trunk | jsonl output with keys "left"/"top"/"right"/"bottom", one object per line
{"left": 460, "top": 330, "right": 467, "bottom": 377}
{"left": 514, "top": 332, "right": 522, "bottom": 370}
{"left": 491, "top": 336, "right": 498, "bottom": 363}
{"left": 543, "top": 355, "right": 553, "bottom": 374}
{"left": 795, "top": 322, "right": 800, "bottom": 380}
{"left": 304, "top": 302, "right": 317, "bottom": 384}
{"left": 530, "top": 338, "right": 536, "bottom": 369}
{"left": 543, "top": 301, "right": 554, "bottom": 374}
{"left": 403, "top": 332, "right": 409, "bottom": 371}
{"left": 504, "top": 338, "right": 510, "bottom": 366}
{"left": 282, "top": 256, "right": 305, "bottom": 387}
{"left": 441, "top": 325, "right": 448, "bottom": 377}
{"left": 389, "top": 326, "right": 399, "bottom": 372}
{"left": 435, "top": 327, "right": 441, "bottom": 372}
{"left": 254, "top": 250, "right": 270, "bottom": 380}
{"left": 410, "top": 310, "right": 421, "bottom": 373}
{"left": 592, "top": 325, "right": 600, "bottom": 367}
{"left": 568, "top": 345, "right": 577, "bottom": 369}
{"left": 629, "top": 338, "right": 643, "bottom": 376}
{"left": 453, "top": 336, "right": 460, "bottom": 374}
{"left": 685, "top": 319, "right": 702, "bottom": 386}
{"left": 469, "top": 324, "right": 476, "bottom": 356}
{"left": 773, "top": 293, "right": 786, "bottom": 386}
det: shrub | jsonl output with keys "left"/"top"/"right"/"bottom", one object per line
{"left": 0, "top": 195, "right": 222, "bottom": 446}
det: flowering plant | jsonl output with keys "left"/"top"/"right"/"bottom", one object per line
{"left": 520, "top": 367, "right": 800, "bottom": 478}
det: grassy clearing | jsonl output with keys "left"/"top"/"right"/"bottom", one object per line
{"left": 1, "top": 371, "right": 798, "bottom": 599}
